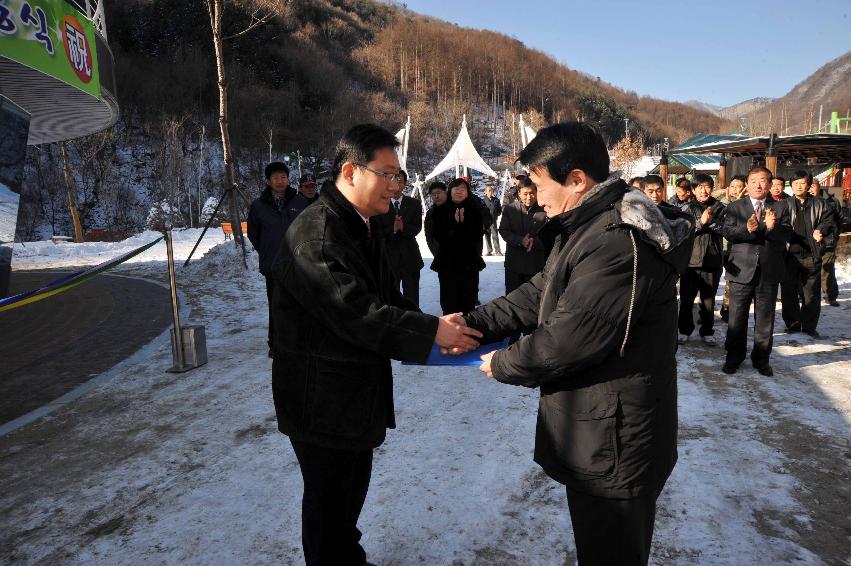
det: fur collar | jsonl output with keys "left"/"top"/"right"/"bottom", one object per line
{"left": 618, "top": 188, "right": 694, "bottom": 253}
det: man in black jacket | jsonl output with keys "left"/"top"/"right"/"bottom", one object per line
{"left": 424, "top": 181, "right": 447, "bottom": 258}
{"left": 466, "top": 122, "right": 693, "bottom": 566}
{"left": 483, "top": 184, "right": 503, "bottom": 256}
{"left": 668, "top": 177, "right": 693, "bottom": 207}
{"left": 247, "top": 162, "right": 306, "bottom": 355}
{"left": 499, "top": 178, "right": 547, "bottom": 295}
{"left": 722, "top": 166, "right": 793, "bottom": 376}
{"left": 271, "top": 124, "right": 482, "bottom": 566}
{"left": 372, "top": 170, "right": 424, "bottom": 306}
{"left": 678, "top": 174, "right": 726, "bottom": 345}
{"left": 780, "top": 171, "right": 836, "bottom": 336}
{"left": 810, "top": 179, "right": 842, "bottom": 306}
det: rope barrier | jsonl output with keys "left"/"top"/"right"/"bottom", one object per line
{"left": 0, "top": 236, "right": 164, "bottom": 312}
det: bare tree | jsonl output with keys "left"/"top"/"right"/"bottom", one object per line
{"left": 205, "top": 0, "right": 270, "bottom": 251}
{"left": 59, "top": 142, "right": 84, "bottom": 242}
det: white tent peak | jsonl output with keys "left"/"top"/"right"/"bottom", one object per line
{"left": 425, "top": 115, "right": 497, "bottom": 181}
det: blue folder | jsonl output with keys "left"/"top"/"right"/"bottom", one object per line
{"left": 402, "top": 339, "right": 509, "bottom": 366}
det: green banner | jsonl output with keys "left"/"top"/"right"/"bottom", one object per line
{"left": 0, "top": 0, "right": 101, "bottom": 99}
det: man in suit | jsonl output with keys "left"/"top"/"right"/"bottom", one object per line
{"left": 372, "top": 170, "right": 425, "bottom": 306}
{"left": 722, "top": 166, "right": 793, "bottom": 376}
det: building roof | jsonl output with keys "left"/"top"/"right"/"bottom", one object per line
{"left": 670, "top": 133, "right": 851, "bottom": 163}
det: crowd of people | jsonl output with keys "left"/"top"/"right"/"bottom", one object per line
{"left": 243, "top": 122, "right": 845, "bottom": 566}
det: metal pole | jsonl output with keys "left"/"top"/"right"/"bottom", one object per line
{"left": 165, "top": 227, "right": 185, "bottom": 370}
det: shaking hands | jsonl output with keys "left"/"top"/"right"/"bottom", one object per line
{"left": 435, "top": 313, "right": 483, "bottom": 354}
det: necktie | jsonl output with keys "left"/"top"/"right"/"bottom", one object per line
{"left": 754, "top": 201, "right": 762, "bottom": 220}
{"left": 394, "top": 200, "right": 400, "bottom": 213}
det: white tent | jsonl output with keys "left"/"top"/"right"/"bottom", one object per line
{"left": 395, "top": 116, "right": 411, "bottom": 173}
{"left": 425, "top": 115, "right": 497, "bottom": 181}
{"left": 519, "top": 114, "right": 537, "bottom": 149}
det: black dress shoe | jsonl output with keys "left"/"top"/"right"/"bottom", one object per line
{"left": 803, "top": 329, "right": 822, "bottom": 338}
{"left": 827, "top": 299, "right": 840, "bottom": 307}
{"left": 786, "top": 321, "right": 801, "bottom": 333}
{"left": 722, "top": 362, "right": 738, "bottom": 374}
{"left": 754, "top": 364, "right": 774, "bottom": 377}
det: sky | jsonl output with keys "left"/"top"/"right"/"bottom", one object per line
{"left": 401, "top": 0, "right": 851, "bottom": 108}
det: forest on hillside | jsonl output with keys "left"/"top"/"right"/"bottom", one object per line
{"left": 18, "top": 0, "right": 734, "bottom": 241}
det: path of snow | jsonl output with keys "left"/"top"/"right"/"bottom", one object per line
{"left": 1, "top": 231, "right": 849, "bottom": 565}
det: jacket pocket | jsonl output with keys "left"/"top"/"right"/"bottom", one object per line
{"left": 544, "top": 390, "right": 619, "bottom": 477}
{"left": 307, "top": 359, "right": 379, "bottom": 439}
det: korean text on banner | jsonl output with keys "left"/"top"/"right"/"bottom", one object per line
{"left": 0, "top": 0, "right": 101, "bottom": 99}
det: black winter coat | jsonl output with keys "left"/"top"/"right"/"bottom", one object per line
{"left": 270, "top": 183, "right": 439, "bottom": 450}
{"left": 499, "top": 200, "right": 548, "bottom": 275}
{"left": 247, "top": 186, "right": 308, "bottom": 273}
{"left": 431, "top": 198, "right": 485, "bottom": 273}
{"left": 465, "top": 180, "right": 694, "bottom": 499}
{"left": 788, "top": 195, "right": 836, "bottom": 261}
{"left": 683, "top": 197, "right": 725, "bottom": 270}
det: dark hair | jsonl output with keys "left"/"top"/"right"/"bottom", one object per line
{"left": 772, "top": 176, "right": 785, "bottom": 185}
{"left": 810, "top": 178, "right": 821, "bottom": 187}
{"left": 428, "top": 181, "right": 447, "bottom": 194}
{"left": 790, "top": 170, "right": 812, "bottom": 185}
{"left": 675, "top": 177, "right": 691, "bottom": 189}
{"left": 265, "top": 161, "right": 290, "bottom": 180}
{"left": 514, "top": 172, "right": 528, "bottom": 180}
{"left": 731, "top": 174, "right": 748, "bottom": 184}
{"left": 447, "top": 177, "right": 471, "bottom": 197}
{"left": 518, "top": 122, "right": 609, "bottom": 184}
{"left": 628, "top": 176, "right": 643, "bottom": 186}
{"left": 640, "top": 174, "right": 665, "bottom": 189}
{"left": 747, "top": 166, "right": 773, "bottom": 180}
{"left": 693, "top": 173, "right": 714, "bottom": 189}
{"left": 519, "top": 177, "right": 537, "bottom": 192}
{"left": 398, "top": 169, "right": 408, "bottom": 185}
{"left": 331, "top": 124, "right": 400, "bottom": 181}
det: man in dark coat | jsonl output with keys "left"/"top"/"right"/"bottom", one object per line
{"left": 292, "top": 171, "right": 320, "bottom": 210}
{"left": 271, "top": 124, "right": 482, "bottom": 566}
{"left": 499, "top": 178, "right": 547, "bottom": 295}
{"left": 424, "top": 181, "right": 447, "bottom": 258}
{"left": 810, "top": 179, "right": 842, "bottom": 306}
{"left": 769, "top": 176, "right": 790, "bottom": 203}
{"left": 722, "top": 166, "right": 793, "bottom": 376}
{"left": 668, "top": 177, "right": 693, "bottom": 206}
{"left": 482, "top": 184, "right": 503, "bottom": 256}
{"left": 372, "top": 170, "right": 425, "bottom": 306}
{"left": 466, "top": 122, "right": 693, "bottom": 566}
{"left": 247, "top": 162, "right": 306, "bottom": 355}
{"left": 678, "top": 173, "right": 726, "bottom": 345}
{"left": 780, "top": 171, "right": 836, "bottom": 336}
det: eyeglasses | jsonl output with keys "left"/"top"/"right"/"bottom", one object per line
{"left": 355, "top": 163, "right": 406, "bottom": 184}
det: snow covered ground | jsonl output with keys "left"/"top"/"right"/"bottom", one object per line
{"left": 1, "top": 231, "right": 849, "bottom": 565}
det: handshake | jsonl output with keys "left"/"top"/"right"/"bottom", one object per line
{"left": 434, "top": 313, "right": 483, "bottom": 354}
{"left": 434, "top": 313, "right": 498, "bottom": 378}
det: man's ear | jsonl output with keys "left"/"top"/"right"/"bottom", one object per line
{"left": 567, "top": 169, "right": 589, "bottom": 191}
{"left": 340, "top": 162, "right": 356, "bottom": 187}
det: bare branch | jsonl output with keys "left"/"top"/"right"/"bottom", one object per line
{"left": 223, "top": 10, "right": 273, "bottom": 40}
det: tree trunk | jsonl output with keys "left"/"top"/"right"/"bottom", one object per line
{"left": 208, "top": 0, "right": 244, "bottom": 248}
{"left": 59, "top": 142, "right": 84, "bottom": 242}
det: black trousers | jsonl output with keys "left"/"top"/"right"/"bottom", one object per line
{"left": 678, "top": 268, "right": 721, "bottom": 337}
{"left": 505, "top": 269, "right": 534, "bottom": 296}
{"left": 438, "top": 270, "right": 479, "bottom": 314}
{"left": 289, "top": 439, "right": 374, "bottom": 566}
{"left": 264, "top": 273, "right": 275, "bottom": 350}
{"left": 392, "top": 268, "right": 421, "bottom": 308}
{"left": 780, "top": 254, "right": 822, "bottom": 332}
{"left": 484, "top": 224, "right": 501, "bottom": 254}
{"left": 566, "top": 486, "right": 658, "bottom": 566}
{"left": 725, "top": 270, "right": 778, "bottom": 368}
{"left": 821, "top": 251, "right": 839, "bottom": 300}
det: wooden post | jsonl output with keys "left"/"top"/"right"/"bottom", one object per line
{"left": 659, "top": 153, "right": 669, "bottom": 198}
{"left": 765, "top": 134, "right": 778, "bottom": 177}
{"left": 718, "top": 154, "right": 728, "bottom": 192}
